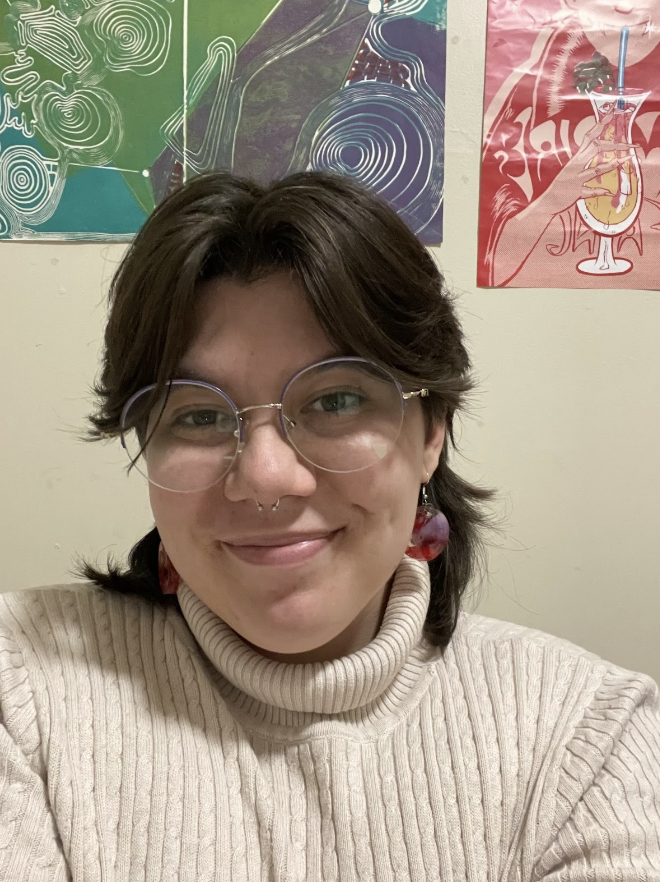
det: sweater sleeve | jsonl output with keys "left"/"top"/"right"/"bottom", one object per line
{"left": 533, "top": 668, "right": 660, "bottom": 881}
{"left": 0, "top": 628, "right": 70, "bottom": 882}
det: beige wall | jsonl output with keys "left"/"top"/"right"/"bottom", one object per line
{"left": 1, "top": 0, "right": 658, "bottom": 683}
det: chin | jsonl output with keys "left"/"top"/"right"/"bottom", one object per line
{"left": 248, "top": 600, "right": 346, "bottom": 654}
{"left": 233, "top": 577, "right": 367, "bottom": 660}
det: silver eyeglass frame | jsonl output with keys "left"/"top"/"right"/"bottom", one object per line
{"left": 119, "top": 356, "right": 429, "bottom": 492}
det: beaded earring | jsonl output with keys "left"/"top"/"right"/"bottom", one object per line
{"left": 405, "top": 483, "right": 450, "bottom": 561}
{"left": 158, "top": 543, "right": 181, "bottom": 595}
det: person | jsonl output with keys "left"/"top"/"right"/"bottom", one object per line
{"left": 0, "top": 171, "right": 659, "bottom": 882}
{"left": 479, "top": 0, "right": 660, "bottom": 287}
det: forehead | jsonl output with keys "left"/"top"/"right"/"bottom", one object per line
{"left": 178, "top": 272, "right": 337, "bottom": 393}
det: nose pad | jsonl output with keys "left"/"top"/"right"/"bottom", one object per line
{"left": 225, "top": 416, "right": 314, "bottom": 500}
{"left": 222, "top": 405, "right": 317, "bottom": 504}
{"left": 231, "top": 408, "right": 295, "bottom": 470}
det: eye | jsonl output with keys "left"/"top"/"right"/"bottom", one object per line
{"left": 180, "top": 410, "right": 219, "bottom": 427}
{"left": 308, "top": 390, "right": 364, "bottom": 416}
{"left": 172, "top": 408, "right": 236, "bottom": 433}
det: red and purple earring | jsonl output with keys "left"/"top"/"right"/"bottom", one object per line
{"left": 405, "top": 483, "right": 449, "bottom": 561}
{"left": 158, "top": 543, "right": 181, "bottom": 595}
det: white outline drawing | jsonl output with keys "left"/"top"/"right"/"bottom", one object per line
{"left": 87, "top": 1, "right": 172, "bottom": 77}
{"left": 0, "top": 0, "right": 444, "bottom": 241}
{"left": 18, "top": 7, "right": 93, "bottom": 74}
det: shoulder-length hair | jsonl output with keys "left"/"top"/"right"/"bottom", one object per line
{"left": 82, "top": 170, "right": 493, "bottom": 649}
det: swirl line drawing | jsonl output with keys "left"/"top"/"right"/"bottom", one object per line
{"left": 289, "top": 79, "right": 442, "bottom": 234}
{"left": 18, "top": 7, "right": 93, "bottom": 74}
{"left": 0, "top": 93, "right": 35, "bottom": 138}
{"left": 380, "top": 0, "right": 430, "bottom": 16}
{"left": 87, "top": 1, "right": 172, "bottom": 77}
{"left": 209, "top": 0, "right": 354, "bottom": 171}
{"left": 0, "top": 0, "right": 445, "bottom": 241}
{"left": 161, "top": 36, "right": 236, "bottom": 173}
{"left": 0, "top": 145, "right": 64, "bottom": 225}
{"left": 34, "top": 85, "right": 122, "bottom": 165}
{"left": 0, "top": 51, "right": 41, "bottom": 105}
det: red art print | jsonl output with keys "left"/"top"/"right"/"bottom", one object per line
{"left": 478, "top": 0, "right": 660, "bottom": 289}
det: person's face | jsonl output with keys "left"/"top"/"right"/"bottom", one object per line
{"left": 564, "top": 0, "right": 655, "bottom": 34}
{"left": 150, "top": 273, "right": 445, "bottom": 661}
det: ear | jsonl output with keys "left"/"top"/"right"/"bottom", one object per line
{"left": 421, "top": 420, "right": 445, "bottom": 482}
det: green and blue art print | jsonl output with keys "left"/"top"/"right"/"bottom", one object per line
{"left": 0, "top": 0, "right": 446, "bottom": 242}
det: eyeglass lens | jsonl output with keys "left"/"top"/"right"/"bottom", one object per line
{"left": 121, "top": 360, "right": 406, "bottom": 492}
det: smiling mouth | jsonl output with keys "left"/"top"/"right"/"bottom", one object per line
{"left": 222, "top": 530, "right": 342, "bottom": 566}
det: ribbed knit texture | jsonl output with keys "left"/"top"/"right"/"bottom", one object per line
{"left": 0, "top": 556, "right": 658, "bottom": 881}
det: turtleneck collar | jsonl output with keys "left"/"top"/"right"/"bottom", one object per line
{"left": 177, "top": 557, "right": 433, "bottom": 720}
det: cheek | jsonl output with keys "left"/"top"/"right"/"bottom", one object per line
{"left": 149, "top": 487, "right": 204, "bottom": 558}
{"left": 331, "top": 454, "right": 421, "bottom": 540}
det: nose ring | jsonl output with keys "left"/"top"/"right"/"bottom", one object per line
{"left": 256, "top": 499, "right": 280, "bottom": 512}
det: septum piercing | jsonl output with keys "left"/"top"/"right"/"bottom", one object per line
{"left": 256, "top": 499, "right": 280, "bottom": 512}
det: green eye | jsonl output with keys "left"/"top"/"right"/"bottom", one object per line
{"left": 309, "top": 391, "right": 364, "bottom": 415}
{"left": 182, "top": 410, "right": 219, "bottom": 427}
{"left": 174, "top": 408, "right": 236, "bottom": 433}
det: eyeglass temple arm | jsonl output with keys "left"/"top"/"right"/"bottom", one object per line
{"left": 402, "top": 389, "right": 429, "bottom": 401}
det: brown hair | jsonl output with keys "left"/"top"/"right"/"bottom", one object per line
{"left": 82, "top": 170, "right": 493, "bottom": 648}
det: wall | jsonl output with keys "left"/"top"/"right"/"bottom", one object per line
{"left": 1, "top": 0, "right": 658, "bottom": 684}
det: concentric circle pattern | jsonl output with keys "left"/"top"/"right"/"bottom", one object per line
{"left": 92, "top": 1, "right": 171, "bottom": 75}
{"left": 300, "top": 81, "right": 444, "bottom": 233}
{"left": 0, "top": 146, "right": 51, "bottom": 217}
{"left": 35, "top": 86, "right": 121, "bottom": 164}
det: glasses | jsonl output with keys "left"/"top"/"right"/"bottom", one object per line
{"left": 119, "top": 357, "right": 428, "bottom": 493}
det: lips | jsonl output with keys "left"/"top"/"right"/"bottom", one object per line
{"left": 226, "top": 531, "right": 333, "bottom": 547}
{"left": 222, "top": 530, "right": 341, "bottom": 566}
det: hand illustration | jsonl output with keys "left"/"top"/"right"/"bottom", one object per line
{"left": 547, "top": 112, "right": 639, "bottom": 211}
{"left": 491, "top": 110, "right": 640, "bottom": 285}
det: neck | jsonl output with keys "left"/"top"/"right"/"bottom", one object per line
{"left": 587, "top": 23, "right": 660, "bottom": 68}
{"left": 176, "top": 556, "right": 433, "bottom": 719}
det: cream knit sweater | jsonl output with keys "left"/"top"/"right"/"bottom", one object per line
{"left": 0, "top": 557, "right": 659, "bottom": 881}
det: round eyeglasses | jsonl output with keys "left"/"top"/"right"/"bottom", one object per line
{"left": 119, "top": 357, "right": 428, "bottom": 493}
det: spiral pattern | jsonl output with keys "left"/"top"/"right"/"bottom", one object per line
{"left": 35, "top": 86, "right": 121, "bottom": 165}
{"left": 381, "top": 0, "right": 429, "bottom": 14}
{"left": 0, "top": 146, "right": 52, "bottom": 218}
{"left": 292, "top": 81, "right": 443, "bottom": 234}
{"left": 91, "top": 1, "right": 171, "bottom": 76}
{"left": 0, "top": 209, "right": 11, "bottom": 237}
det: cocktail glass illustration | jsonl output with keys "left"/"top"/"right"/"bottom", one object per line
{"left": 576, "top": 86, "right": 649, "bottom": 275}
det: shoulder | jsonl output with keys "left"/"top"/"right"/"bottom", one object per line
{"left": 0, "top": 582, "right": 167, "bottom": 648}
{"left": 440, "top": 610, "right": 660, "bottom": 796}
{"left": 451, "top": 609, "right": 602, "bottom": 660}
{"left": 446, "top": 609, "right": 657, "bottom": 702}
{"left": 0, "top": 584, "right": 201, "bottom": 755}
{"left": 0, "top": 583, "right": 195, "bottom": 692}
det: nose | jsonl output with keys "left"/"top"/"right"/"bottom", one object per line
{"left": 222, "top": 407, "right": 316, "bottom": 505}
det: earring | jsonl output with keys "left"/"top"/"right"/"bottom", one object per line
{"left": 158, "top": 543, "right": 181, "bottom": 595}
{"left": 405, "top": 483, "right": 449, "bottom": 561}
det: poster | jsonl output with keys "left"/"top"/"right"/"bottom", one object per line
{"left": 0, "top": 0, "right": 446, "bottom": 243}
{"left": 478, "top": 0, "right": 660, "bottom": 289}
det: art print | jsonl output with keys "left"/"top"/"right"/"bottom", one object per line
{"left": 0, "top": 0, "right": 446, "bottom": 242}
{"left": 479, "top": 0, "right": 660, "bottom": 288}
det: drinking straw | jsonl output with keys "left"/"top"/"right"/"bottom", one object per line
{"left": 617, "top": 26, "right": 629, "bottom": 109}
